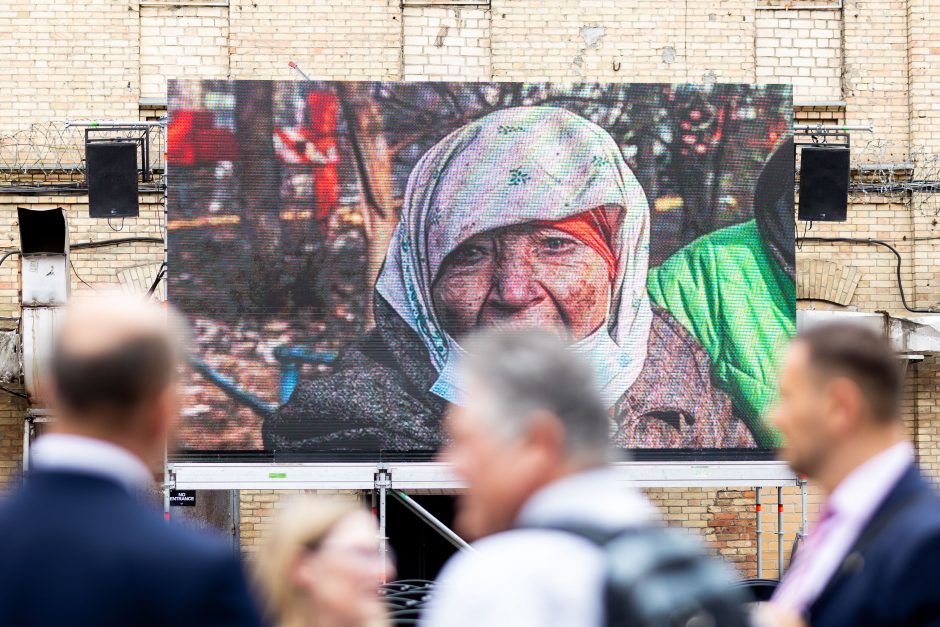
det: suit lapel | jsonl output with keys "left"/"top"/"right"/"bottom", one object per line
{"left": 809, "top": 464, "right": 924, "bottom": 616}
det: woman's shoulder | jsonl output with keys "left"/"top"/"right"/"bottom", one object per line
{"left": 646, "top": 306, "right": 712, "bottom": 364}
{"left": 613, "top": 307, "right": 756, "bottom": 448}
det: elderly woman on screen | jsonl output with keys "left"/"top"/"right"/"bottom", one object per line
{"left": 264, "top": 106, "right": 754, "bottom": 453}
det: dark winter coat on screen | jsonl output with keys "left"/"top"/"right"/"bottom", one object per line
{"left": 261, "top": 295, "right": 755, "bottom": 456}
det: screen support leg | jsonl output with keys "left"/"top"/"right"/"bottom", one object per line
{"left": 755, "top": 486, "right": 762, "bottom": 578}
{"left": 777, "top": 486, "right": 784, "bottom": 578}
{"left": 376, "top": 468, "right": 390, "bottom": 583}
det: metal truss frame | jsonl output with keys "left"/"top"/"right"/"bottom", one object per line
{"left": 167, "top": 460, "right": 798, "bottom": 491}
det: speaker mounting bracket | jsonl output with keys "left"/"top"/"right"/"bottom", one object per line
{"left": 84, "top": 125, "right": 153, "bottom": 183}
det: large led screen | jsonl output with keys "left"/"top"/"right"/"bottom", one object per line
{"left": 168, "top": 81, "right": 795, "bottom": 461}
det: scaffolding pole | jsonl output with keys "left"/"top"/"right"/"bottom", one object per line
{"left": 799, "top": 476, "right": 808, "bottom": 554}
{"left": 391, "top": 490, "right": 473, "bottom": 552}
{"left": 376, "top": 468, "right": 391, "bottom": 583}
{"left": 777, "top": 486, "right": 785, "bottom": 579}
{"left": 755, "top": 486, "right": 763, "bottom": 578}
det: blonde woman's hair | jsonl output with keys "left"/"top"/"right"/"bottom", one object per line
{"left": 252, "top": 496, "right": 372, "bottom": 627}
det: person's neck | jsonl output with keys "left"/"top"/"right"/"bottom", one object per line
{"left": 528, "top": 460, "right": 605, "bottom": 500}
{"left": 50, "top": 422, "right": 153, "bottom": 474}
{"left": 302, "top": 602, "right": 368, "bottom": 627}
{"left": 816, "top": 425, "right": 908, "bottom": 494}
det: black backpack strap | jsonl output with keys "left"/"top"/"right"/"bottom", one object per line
{"left": 523, "top": 522, "right": 750, "bottom": 627}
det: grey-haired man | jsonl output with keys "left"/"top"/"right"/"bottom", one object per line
{"left": 421, "top": 328, "right": 657, "bottom": 627}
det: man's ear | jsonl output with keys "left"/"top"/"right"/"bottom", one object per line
{"left": 525, "top": 411, "right": 567, "bottom": 460}
{"left": 147, "top": 384, "right": 179, "bottom": 446}
{"left": 826, "top": 377, "right": 865, "bottom": 435}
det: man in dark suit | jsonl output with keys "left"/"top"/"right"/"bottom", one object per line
{"left": 0, "top": 294, "right": 263, "bottom": 627}
{"left": 767, "top": 322, "right": 940, "bottom": 627}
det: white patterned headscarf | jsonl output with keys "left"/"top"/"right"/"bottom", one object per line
{"left": 376, "top": 106, "right": 652, "bottom": 407}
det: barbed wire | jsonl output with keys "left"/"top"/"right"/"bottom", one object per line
{"left": 0, "top": 122, "right": 937, "bottom": 214}
{"left": 0, "top": 122, "right": 165, "bottom": 189}
{"left": 849, "top": 138, "right": 940, "bottom": 215}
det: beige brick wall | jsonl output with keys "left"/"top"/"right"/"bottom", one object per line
{"left": 238, "top": 489, "right": 363, "bottom": 553}
{"left": 229, "top": 0, "right": 401, "bottom": 81}
{"left": 796, "top": 196, "right": 919, "bottom": 313}
{"left": 402, "top": 6, "right": 491, "bottom": 81}
{"left": 911, "top": 357, "right": 940, "bottom": 481}
{"left": 908, "top": 0, "right": 940, "bottom": 156}
{"left": 844, "top": 0, "right": 910, "bottom": 162}
{"left": 1, "top": 0, "right": 939, "bottom": 579}
{"left": 755, "top": 9, "right": 842, "bottom": 103}
{"left": 490, "top": 0, "right": 754, "bottom": 84}
{"left": 140, "top": 6, "right": 230, "bottom": 101}
{"left": 0, "top": 1, "right": 139, "bottom": 151}
{"left": 684, "top": 1, "right": 756, "bottom": 85}
{"left": 0, "top": 392, "right": 26, "bottom": 490}
{"left": 0, "top": 194, "right": 165, "bottom": 295}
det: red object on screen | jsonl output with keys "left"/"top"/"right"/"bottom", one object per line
{"left": 273, "top": 91, "right": 340, "bottom": 220}
{"left": 307, "top": 91, "right": 340, "bottom": 220}
{"left": 538, "top": 209, "right": 618, "bottom": 282}
{"left": 167, "top": 110, "right": 237, "bottom": 165}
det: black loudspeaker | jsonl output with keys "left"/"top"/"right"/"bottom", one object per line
{"left": 87, "top": 141, "right": 139, "bottom": 218}
{"left": 798, "top": 145, "right": 849, "bottom": 222}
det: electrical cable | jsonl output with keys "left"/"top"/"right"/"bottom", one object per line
{"left": 796, "top": 236, "right": 937, "bottom": 314}
{"left": 71, "top": 237, "right": 163, "bottom": 250}
{"left": 69, "top": 258, "right": 93, "bottom": 289}
{"left": 0, "top": 250, "right": 21, "bottom": 320}
{"left": 0, "top": 384, "right": 26, "bottom": 399}
{"left": 0, "top": 249, "right": 18, "bottom": 270}
{"left": 0, "top": 239, "right": 162, "bottom": 256}
{"left": 0, "top": 238, "right": 161, "bottom": 307}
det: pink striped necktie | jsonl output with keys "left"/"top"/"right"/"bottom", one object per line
{"left": 772, "top": 502, "right": 837, "bottom": 611}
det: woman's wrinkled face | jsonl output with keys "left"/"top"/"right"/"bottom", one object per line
{"left": 431, "top": 223, "right": 612, "bottom": 341}
{"left": 291, "top": 511, "right": 393, "bottom": 625}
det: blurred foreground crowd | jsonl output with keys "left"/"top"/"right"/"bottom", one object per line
{"left": 0, "top": 294, "right": 938, "bottom": 627}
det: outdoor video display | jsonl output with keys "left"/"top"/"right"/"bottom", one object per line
{"left": 167, "top": 81, "right": 795, "bottom": 461}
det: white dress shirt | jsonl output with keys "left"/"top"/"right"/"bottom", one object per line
{"left": 29, "top": 433, "right": 155, "bottom": 492}
{"left": 420, "top": 467, "right": 657, "bottom": 627}
{"left": 772, "top": 441, "right": 915, "bottom": 613}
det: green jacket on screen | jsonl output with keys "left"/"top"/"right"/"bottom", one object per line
{"left": 647, "top": 219, "right": 796, "bottom": 448}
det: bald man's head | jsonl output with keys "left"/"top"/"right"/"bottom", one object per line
{"left": 50, "top": 292, "right": 186, "bottom": 429}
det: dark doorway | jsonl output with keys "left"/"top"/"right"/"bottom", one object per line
{"left": 385, "top": 494, "right": 459, "bottom": 581}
